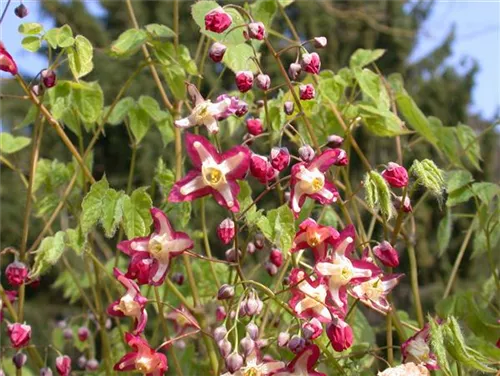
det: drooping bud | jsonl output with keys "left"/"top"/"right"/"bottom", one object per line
{"left": 298, "top": 144, "right": 315, "bottom": 162}
{"left": 240, "top": 336, "right": 255, "bottom": 357}
{"left": 235, "top": 101, "right": 248, "bottom": 117}
{"left": 14, "top": 4, "right": 29, "bottom": 18}
{"left": 283, "top": 101, "right": 294, "bottom": 115}
{"left": 269, "top": 248, "right": 283, "bottom": 267}
{"left": 77, "top": 326, "right": 89, "bottom": 342}
{"left": 7, "top": 323, "right": 31, "bottom": 348}
{"left": 246, "top": 118, "right": 263, "bottom": 136}
{"left": 218, "top": 338, "right": 232, "bottom": 358}
{"left": 248, "top": 22, "right": 265, "bottom": 40}
{"left": 217, "top": 284, "right": 235, "bottom": 300}
{"left": 288, "top": 63, "right": 302, "bottom": 80}
{"left": 288, "top": 335, "right": 306, "bottom": 353}
{"left": 86, "top": 359, "right": 99, "bottom": 371}
{"left": 31, "top": 84, "right": 43, "bottom": 97}
{"left": 270, "top": 147, "right": 290, "bottom": 171}
{"left": 302, "top": 318, "right": 323, "bottom": 340}
{"left": 213, "top": 325, "right": 228, "bottom": 342}
{"left": 63, "top": 328, "right": 73, "bottom": 340}
{"left": 225, "top": 352, "right": 244, "bottom": 373}
{"left": 256, "top": 73, "right": 271, "bottom": 91}
{"left": 364, "top": 170, "right": 394, "bottom": 220}
{"left": 395, "top": 195, "right": 412, "bottom": 213}
{"left": 250, "top": 154, "right": 276, "bottom": 184}
{"left": 246, "top": 242, "right": 256, "bottom": 254}
{"left": 277, "top": 332, "right": 290, "bottom": 347}
{"left": 171, "top": 272, "right": 185, "bottom": 285}
{"left": 39, "top": 367, "right": 54, "bottom": 376}
{"left": 301, "top": 52, "right": 321, "bottom": 74}
{"left": 327, "top": 319, "right": 354, "bottom": 352}
{"left": 12, "top": 353, "right": 27, "bottom": 369}
{"left": 255, "top": 233, "right": 265, "bottom": 249}
{"left": 77, "top": 356, "right": 87, "bottom": 369}
{"left": 265, "top": 261, "right": 278, "bottom": 276}
{"left": 256, "top": 338, "right": 268, "bottom": 349}
{"left": 299, "top": 84, "right": 315, "bottom": 100}
{"left": 205, "top": 7, "right": 233, "bottom": 33}
{"left": 244, "top": 293, "right": 260, "bottom": 316}
{"left": 41, "top": 69, "right": 57, "bottom": 88}
{"left": 235, "top": 71, "right": 254, "bottom": 93}
{"left": 373, "top": 241, "right": 399, "bottom": 268}
{"left": 55, "top": 355, "right": 72, "bottom": 376}
{"left": 246, "top": 322, "right": 259, "bottom": 340}
{"left": 209, "top": 42, "right": 227, "bottom": 63}
{"left": 5, "top": 261, "right": 28, "bottom": 287}
{"left": 225, "top": 248, "right": 241, "bottom": 263}
{"left": 217, "top": 218, "right": 235, "bottom": 244}
{"left": 0, "top": 42, "right": 18, "bottom": 75}
{"left": 216, "top": 306, "right": 227, "bottom": 321}
{"left": 313, "top": 36, "right": 327, "bottom": 48}
{"left": 255, "top": 99, "right": 265, "bottom": 108}
{"left": 327, "top": 134, "right": 344, "bottom": 148}
{"left": 381, "top": 162, "right": 408, "bottom": 188}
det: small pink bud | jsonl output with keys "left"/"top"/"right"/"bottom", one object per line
{"left": 218, "top": 338, "right": 232, "bottom": 358}
{"left": 41, "top": 69, "right": 56, "bottom": 88}
{"left": 14, "top": 4, "right": 29, "bottom": 18}
{"left": 255, "top": 233, "right": 265, "bottom": 249}
{"left": 7, "top": 323, "right": 31, "bottom": 348}
{"left": 216, "top": 306, "right": 227, "bottom": 321}
{"left": 301, "top": 52, "right": 321, "bottom": 74}
{"left": 327, "top": 134, "right": 344, "bottom": 148}
{"left": 63, "top": 328, "right": 73, "bottom": 340}
{"left": 226, "top": 352, "right": 244, "bottom": 373}
{"left": 381, "top": 162, "right": 408, "bottom": 188}
{"left": 302, "top": 318, "right": 323, "bottom": 340}
{"left": 373, "top": 241, "right": 399, "bottom": 268}
{"left": 5, "top": 261, "right": 28, "bottom": 287}
{"left": 299, "top": 84, "right": 315, "bottom": 100}
{"left": 205, "top": 7, "right": 232, "bottom": 33}
{"left": 265, "top": 261, "right": 278, "bottom": 276}
{"left": 235, "top": 71, "right": 254, "bottom": 93}
{"left": 288, "top": 62, "right": 302, "bottom": 80}
{"left": 0, "top": 43, "right": 18, "bottom": 75}
{"left": 171, "top": 272, "right": 185, "bottom": 285}
{"left": 225, "top": 248, "right": 241, "bottom": 262}
{"left": 288, "top": 335, "right": 306, "bottom": 353}
{"left": 77, "top": 326, "right": 89, "bottom": 342}
{"left": 246, "top": 118, "right": 263, "bottom": 136}
{"left": 214, "top": 326, "right": 228, "bottom": 342}
{"left": 256, "top": 73, "right": 271, "bottom": 90}
{"left": 217, "top": 284, "right": 235, "bottom": 300}
{"left": 246, "top": 242, "right": 256, "bottom": 254}
{"left": 55, "top": 355, "right": 72, "bottom": 376}
{"left": 313, "top": 36, "right": 328, "bottom": 48}
{"left": 235, "top": 101, "right": 248, "bottom": 117}
{"left": 77, "top": 355, "right": 87, "bottom": 369}
{"left": 86, "top": 359, "right": 99, "bottom": 371}
{"left": 40, "top": 367, "right": 54, "bottom": 376}
{"left": 299, "top": 144, "right": 315, "bottom": 162}
{"left": 217, "top": 218, "right": 235, "bottom": 244}
{"left": 255, "top": 99, "right": 265, "bottom": 108}
{"left": 247, "top": 22, "right": 265, "bottom": 40}
{"left": 240, "top": 336, "right": 255, "bottom": 356}
{"left": 277, "top": 332, "right": 290, "bottom": 347}
{"left": 327, "top": 319, "right": 353, "bottom": 352}
{"left": 283, "top": 101, "right": 294, "bottom": 116}
{"left": 246, "top": 322, "right": 259, "bottom": 340}
{"left": 250, "top": 154, "right": 276, "bottom": 184}
{"left": 31, "top": 84, "right": 43, "bottom": 97}
{"left": 244, "top": 294, "right": 260, "bottom": 316}
{"left": 270, "top": 147, "right": 290, "bottom": 171}
{"left": 12, "top": 353, "right": 27, "bottom": 369}
{"left": 209, "top": 42, "right": 227, "bottom": 63}
{"left": 270, "top": 248, "right": 283, "bottom": 267}
{"left": 395, "top": 195, "right": 412, "bottom": 212}
{"left": 256, "top": 338, "right": 268, "bottom": 348}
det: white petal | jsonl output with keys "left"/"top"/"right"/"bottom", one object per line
{"left": 193, "top": 140, "right": 216, "bottom": 165}
{"left": 261, "top": 361, "right": 286, "bottom": 374}
{"left": 151, "top": 262, "right": 169, "bottom": 283}
{"left": 317, "top": 187, "right": 334, "bottom": 200}
{"left": 220, "top": 151, "right": 246, "bottom": 174}
{"left": 179, "top": 176, "right": 206, "bottom": 196}
{"left": 208, "top": 98, "right": 231, "bottom": 115}
{"left": 215, "top": 182, "right": 235, "bottom": 209}
{"left": 174, "top": 115, "right": 197, "bottom": 128}
{"left": 295, "top": 297, "right": 317, "bottom": 313}
{"left": 291, "top": 184, "right": 306, "bottom": 213}
{"left": 203, "top": 116, "right": 219, "bottom": 134}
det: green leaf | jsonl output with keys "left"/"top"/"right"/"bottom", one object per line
{"left": 471, "top": 182, "right": 499, "bottom": 203}
{"left": 162, "top": 64, "right": 186, "bottom": 100}
{"left": 446, "top": 170, "right": 473, "bottom": 193}
{"left": 48, "top": 80, "right": 73, "bottom": 120}
{"left": 138, "top": 95, "right": 169, "bottom": 122}
{"left": 349, "top": 48, "right": 385, "bottom": 68}
{"left": 358, "top": 104, "right": 408, "bottom": 137}
{"left": 155, "top": 158, "right": 175, "bottom": 195}
{"left": 257, "top": 205, "right": 295, "bottom": 254}
{"left": 18, "top": 22, "right": 44, "bottom": 35}
{"left": 81, "top": 176, "right": 109, "bottom": 234}
{"left": 128, "top": 106, "right": 151, "bottom": 143}
{"left": 101, "top": 189, "right": 125, "bottom": 238}
{"left": 31, "top": 231, "right": 66, "bottom": 277}
{"left": 456, "top": 123, "right": 481, "bottom": 170}
{"left": 437, "top": 209, "right": 452, "bottom": 256}
{"left": 16, "top": 105, "right": 38, "bottom": 129}
{"left": 70, "top": 81, "right": 104, "bottom": 124}
{"left": 145, "top": 23, "right": 176, "bottom": 39}
{"left": 21, "top": 36, "right": 41, "bottom": 52}
{"left": 67, "top": 35, "right": 94, "bottom": 78}
{"left": 33, "top": 159, "right": 72, "bottom": 193}
{"left": 105, "top": 97, "right": 136, "bottom": 125}
{"left": 110, "top": 28, "right": 148, "bottom": 57}
{"left": 410, "top": 159, "right": 445, "bottom": 196}
{"left": 156, "top": 115, "right": 175, "bottom": 147}
{"left": 429, "top": 316, "right": 453, "bottom": 376}
{"left": 446, "top": 186, "right": 474, "bottom": 207}
{"left": 177, "top": 44, "right": 199, "bottom": 76}
{"left": 165, "top": 201, "right": 191, "bottom": 228}
{"left": 353, "top": 68, "right": 389, "bottom": 110}
{"left": 66, "top": 227, "right": 85, "bottom": 255}
{"left": 317, "top": 75, "right": 345, "bottom": 103}
{"left": 44, "top": 24, "right": 74, "bottom": 48}
{"left": 0, "top": 133, "right": 31, "bottom": 154}
{"left": 151, "top": 41, "right": 176, "bottom": 65}
{"left": 433, "top": 118, "right": 463, "bottom": 167}
{"left": 249, "top": 0, "right": 278, "bottom": 29}
{"left": 122, "top": 187, "right": 153, "bottom": 239}
{"left": 223, "top": 43, "right": 260, "bottom": 73}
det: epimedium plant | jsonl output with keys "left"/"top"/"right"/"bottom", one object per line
{"left": 0, "top": 0, "right": 499, "bottom": 375}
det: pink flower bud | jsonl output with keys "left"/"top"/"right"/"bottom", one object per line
{"left": 301, "top": 52, "right": 321, "bottom": 74}
{"left": 205, "top": 7, "right": 232, "bottom": 33}
{"left": 77, "top": 326, "right": 89, "bottom": 342}
{"left": 14, "top": 4, "right": 29, "bottom": 18}
{"left": 256, "top": 73, "right": 271, "bottom": 90}
{"left": 313, "top": 36, "right": 328, "bottom": 48}
{"left": 246, "top": 322, "right": 259, "bottom": 340}
{"left": 256, "top": 338, "right": 268, "bottom": 348}
{"left": 41, "top": 69, "right": 57, "bottom": 88}
{"left": 55, "top": 355, "right": 72, "bottom": 376}
{"left": 250, "top": 154, "right": 276, "bottom": 184}
{"left": 288, "top": 62, "right": 302, "bottom": 80}
{"left": 5, "top": 261, "right": 28, "bottom": 287}
{"left": 235, "top": 71, "right": 254, "bottom": 93}
{"left": 283, "top": 101, "right": 294, "bottom": 115}
{"left": 217, "top": 284, "right": 235, "bottom": 300}
{"left": 270, "top": 147, "right": 290, "bottom": 171}
{"left": 373, "top": 241, "right": 399, "bottom": 268}
{"left": 277, "top": 332, "right": 290, "bottom": 347}
{"left": 395, "top": 195, "right": 412, "bottom": 212}
{"left": 225, "top": 352, "right": 244, "bottom": 373}
{"left": 0, "top": 42, "right": 18, "bottom": 75}
{"left": 248, "top": 22, "right": 265, "bottom": 40}
{"left": 299, "top": 84, "right": 315, "bottom": 100}
{"left": 218, "top": 338, "right": 232, "bottom": 358}
{"left": 246, "top": 242, "right": 256, "bottom": 254}
{"left": 40, "top": 367, "right": 53, "bottom": 376}
{"left": 7, "top": 323, "right": 31, "bottom": 348}
{"left": 381, "top": 162, "right": 408, "bottom": 188}
{"left": 299, "top": 144, "right": 315, "bottom": 162}
{"left": 255, "top": 99, "right": 265, "bottom": 108}
{"left": 265, "top": 261, "right": 278, "bottom": 276}
{"left": 235, "top": 101, "right": 248, "bottom": 117}
{"left": 209, "top": 42, "right": 227, "bottom": 63}
{"left": 214, "top": 325, "right": 228, "bottom": 342}
{"left": 77, "top": 355, "right": 87, "bottom": 369}
{"left": 31, "top": 84, "right": 43, "bottom": 97}
{"left": 171, "top": 272, "right": 184, "bottom": 285}
{"left": 215, "top": 306, "right": 226, "bottom": 322}
{"left": 327, "top": 319, "right": 353, "bottom": 352}
{"left": 217, "top": 218, "right": 235, "bottom": 244}
{"left": 12, "top": 353, "right": 27, "bottom": 369}
{"left": 246, "top": 118, "right": 263, "bottom": 136}
{"left": 255, "top": 233, "right": 265, "bottom": 249}
{"left": 240, "top": 336, "right": 255, "bottom": 356}
{"left": 86, "top": 359, "right": 99, "bottom": 371}
{"left": 327, "top": 134, "right": 344, "bottom": 148}
{"left": 302, "top": 318, "right": 323, "bottom": 340}
{"left": 288, "top": 335, "right": 306, "bottom": 353}
{"left": 225, "top": 248, "right": 241, "bottom": 262}
{"left": 270, "top": 248, "right": 283, "bottom": 267}
{"left": 244, "top": 294, "right": 260, "bottom": 316}
{"left": 63, "top": 328, "right": 73, "bottom": 340}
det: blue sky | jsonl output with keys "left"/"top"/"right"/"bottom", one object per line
{"left": 1, "top": 1, "right": 499, "bottom": 120}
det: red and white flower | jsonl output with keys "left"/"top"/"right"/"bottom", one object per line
{"left": 273, "top": 344, "right": 325, "bottom": 376}
{"left": 291, "top": 218, "right": 339, "bottom": 261}
{"left": 7, "top": 322, "right": 31, "bottom": 348}
{"left": 0, "top": 42, "right": 18, "bottom": 76}
{"left": 107, "top": 268, "right": 148, "bottom": 334}
{"left": 326, "top": 317, "right": 353, "bottom": 352}
{"left": 114, "top": 333, "right": 168, "bottom": 376}
{"left": 221, "top": 348, "right": 284, "bottom": 376}
{"left": 289, "top": 149, "right": 347, "bottom": 217}
{"left": 299, "top": 84, "right": 315, "bottom": 100}
{"left": 168, "top": 133, "right": 250, "bottom": 212}
{"left": 118, "top": 208, "right": 194, "bottom": 286}
{"left": 349, "top": 273, "right": 403, "bottom": 313}
{"left": 247, "top": 22, "right": 266, "bottom": 40}
{"left": 401, "top": 324, "right": 439, "bottom": 370}
{"left": 205, "top": 7, "right": 232, "bottom": 33}
{"left": 381, "top": 162, "right": 409, "bottom": 188}
{"left": 301, "top": 52, "right": 321, "bottom": 74}
{"left": 165, "top": 305, "right": 199, "bottom": 335}
{"left": 55, "top": 355, "right": 72, "bottom": 376}
{"left": 373, "top": 241, "right": 399, "bottom": 268}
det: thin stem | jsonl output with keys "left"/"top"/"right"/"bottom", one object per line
{"left": 200, "top": 198, "right": 221, "bottom": 287}
{"left": 407, "top": 244, "right": 425, "bottom": 327}
{"left": 126, "top": 143, "right": 137, "bottom": 194}
{"left": 0, "top": 0, "right": 12, "bottom": 25}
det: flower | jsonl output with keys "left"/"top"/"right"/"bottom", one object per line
{"left": 291, "top": 218, "right": 339, "bottom": 261}
{"left": 269, "top": 248, "right": 283, "bottom": 267}
{"left": 373, "top": 241, "right": 399, "bottom": 268}
{"left": 299, "top": 84, "right": 315, "bottom": 100}
{"left": 5, "top": 261, "right": 28, "bottom": 287}
{"left": 283, "top": 101, "right": 294, "bottom": 115}
{"left": 217, "top": 218, "right": 236, "bottom": 244}
{"left": 205, "top": 7, "right": 232, "bottom": 33}
{"left": 349, "top": 273, "right": 403, "bottom": 313}
{"left": 107, "top": 268, "right": 148, "bottom": 334}
{"left": 168, "top": 133, "right": 250, "bottom": 212}
{"left": 165, "top": 305, "right": 199, "bottom": 334}
{"left": 209, "top": 42, "right": 227, "bottom": 63}
{"left": 395, "top": 195, "right": 412, "bottom": 212}
{"left": 7, "top": 322, "right": 31, "bottom": 348}
{"left": 381, "top": 162, "right": 409, "bottom": 188}
{"left": 289, "top": 149, "right": 347, "bottom": 216}
{"left": 41, "top": 69, "right": 57, "bottom": 88}
{"left": 256, "top": 73, "right": 271, "bottom": 90}
{"left": 55, "top": 356, "right": 71, "bottom": 376}
{"left": 270, "top": 147, "right": 290, "bottom": 171}
{"left": 301, "top": 52, "right": 321, "bottom": 74}
{"left": 288, "top": 63, "right": 302, "bottom": 80}
{"left": 246, "top": 118, "right": 263, "bottom": 136}
{"left": 235, "top": 71, "right": 254, "bottom": 92}
{"left": 247, "top": 22, "right": 266, "bottom": 40}
{"left": 250, "top": 154, "right": 277, "bottom": 185}
{"left": 302, "top": 318, "right": 323, "bottom": 340}
{"left": 401, "top": 324, "right": 439, "bottom": 370}
{"left": 313, "top": 36, "right": 327, "bottom": 48}
{"left": 298, "top": 144, "right": 315, "bottom": 162}
{"left": 222, "top": 348, "right": 284, "bottom": 376}
{"left": 118, "top": 208, "right": 194, "bottom": 286}
{"left": 274, "top": 345, "right": 325, "bottom": 376}
{"left": 0, "top": 42, "right": 18, "bottom": 75}
{"left": 378, "top": 362, "right": 430, "bottom": 376}
{"left": 114, "top": 333, "right": 168, "bottom": 375}
{"left": 326, "top": 317, "right": 353, "bottom": 352}
{"left": 175, "top": 84, "right": 233, "bottom": 134}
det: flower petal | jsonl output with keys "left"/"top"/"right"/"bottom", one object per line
{"left": 149, "top": 261, "right": 169, "bottom": 286}
{"left": 185, "top": 133, "right": 220, "bottom": 168}
{"left": 309, "top": 148, "right": 346, "bottom": 172}
{"left": 203, "top": 116, "right": 219, "bottom": 134}
{"left": 174, "top": 115, "right": 197, "bottom": 129}
{"left": 117, "top": 237, "right": 150, "bottom": 255}
{"left": 150, "top": 208, "right": 174, "bottom": 238}
{"left": 212, "top": 180, "right": 240, "bottom": 212}
{"left": 114, "top": 352, "right": 137, "bottom": 372}
{"left": 220, "top": 146, "right": 251, "bottom": 179}
{"left": 168, "top": 170, "right": 211, "bottom": 203}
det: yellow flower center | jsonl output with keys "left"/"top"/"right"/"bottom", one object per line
{"left": 306, "top": 230, "right": 321, "bottom": 247}
{"left": 117, "top": 296, "right": 140, "bottom": 316}
{"left": 176, "top": 314, "right": 189, "bottom": 327}
{"left": 363, "top": 279, "right": 384, "bottom": 300}
{"left": 148, "top": 235, "right": 171, "bottom": 263}
{"left": 202, "top": 166, "right": 224, "bottom": 187}
{"left": 244, "top": 367, "right": 260, "bottom": 376}
{"left": 311, "top": 177, "right": 324, "bottom": 192}
{"left": 135, "top": 357, "right": 154, "bottom": 373}
{"left": 193, "top": 102, "right": 212, "bottom": 123}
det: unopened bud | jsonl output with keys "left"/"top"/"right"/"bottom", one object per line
{"left": 254, "top": 233, "right": 265, "bottom": 249}
{"left": 299, "top": 84, "right": 315, "bottom": 100}
{"left": 218, "top": 338, "right": 232, "bottom": 358}
{"left": 313, "top": 36, "right": 327, "bottom": 48}
{"left": 39, "top": 367, "right": 53, "bottom": 376}
{"left": 248, "top": 22, "right": 265, "bottom": 40}
{"left": 246, "top": 322, "right": 259, "bottom": 340}
{"left": 283, "top": 101, "right": 294, "bottom": 115}
{"left": 240, "top": 336, "right": 255, "bottom": 357}
{"left": 225, "top": 352, "right": 244, "bottom": 373}
{"left": 63, "top": 328, "right": 73, "bottom": 340}
{"left": 56, "top": 355, "right": 72, "bottom": 376}
{"left": 31, "top": 84, "right": 43, "bottom": 97}
{"left": 270, "top": 248, "right": 283, "bottom": 267}
{"left": 270, "top": 147, "right": 290, "bottom": 171}
{"left": 213, "top": 326, "right": 228, "bottom": 342}
{"left": 14, "top": 4, "right": 28, "bottom": 18}
{"left": 217, "top": 218, "right": 235, "bottom": 244}
{"left": 6, "top": 261, "right": 28, "bottom": 287}
{"left": 299, "top": 144, "right": 315, "bottom": 162}
{"left": 13, "top": 353, "right": 27, "bottom": 369}
{"left": 256, "top": 73, "right": 271, "bottom": 91}
{"left": 246, "top": 118, "right": 263, "bottom": 136}
{"left": 373, "top": 241, "right": 399, "bottom": 268}
{"left": 86, "top": 359, "right": 99, "bottom": 371}
{"left": 41, "top": 69, "right": 57, "bottom": 88}
{"left": 217, "top": 284, "right": 235, "bottom": 300}
{"left": 77, "top": 355, "right": 87, "bottom": 369}
{"left": 77, "top": 326, "right": 89, "bottom": 342}
{"left": 288, "top": 335, "right": 306, "bottom": 353}
{"left": 225, "top": 248, "right": 241, "bottom": 263}
{"left": 288, "top": 63, "right": 302, "bottom": 80}
{"left": 301, "top": 52, "right": 321, "bottom": 74}
{"left": 265, "top": 261, "right": 278, "bottom": 276}
{"left": 235, "top": 71, "right": 254, "bottom": 93}
{"left": 171, "top": 272, "right": 184, "bottom": 285}
{"left": 209, "top": 42, "right": 227, "bottom": 63}
{"left": 302, "top": 318, "right": 323, "bottom": 340}
{"left": 277, "top": 332, "right": 290, "bottom": 347}
{"left": 327, "top": 134, "right": 344, "bottom": 148}
{"left": 246, "top": 242, "right": 256, "bottom": 254}
{"left": 216, "top": 306, "right": 227, "bottom": 321}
